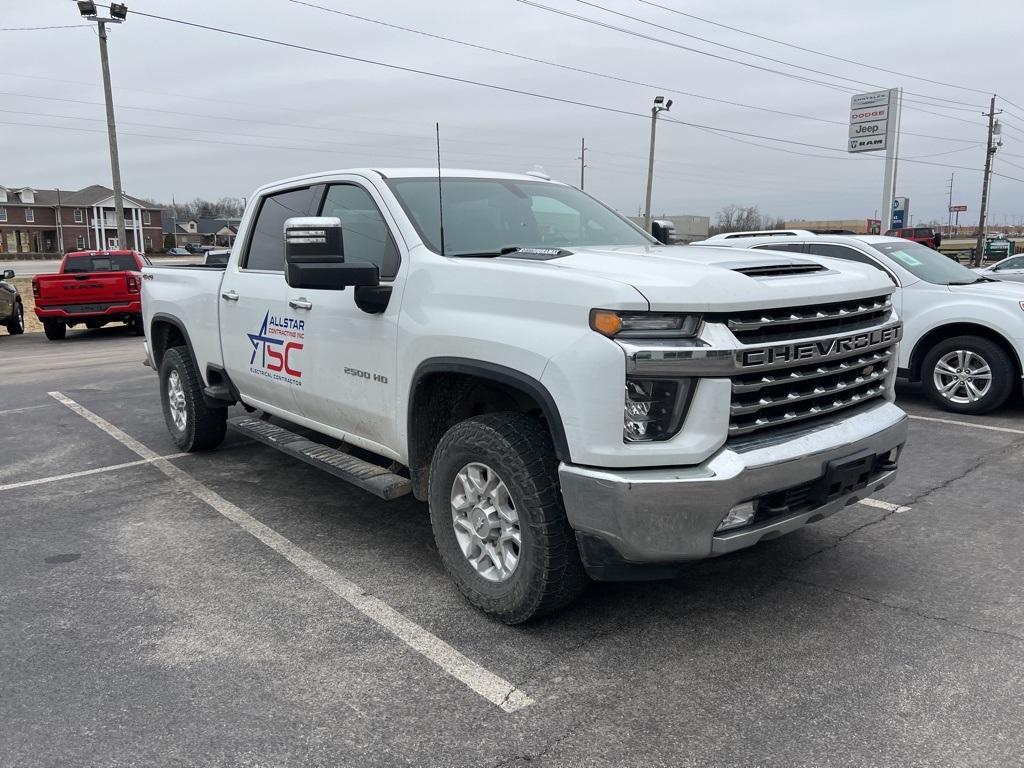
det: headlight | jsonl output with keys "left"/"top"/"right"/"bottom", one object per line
{"left": 623, "top": 376, "right": 693, "bottom": 442}
{"left": 591, "top": 309, "right": 701, "bottom": 339}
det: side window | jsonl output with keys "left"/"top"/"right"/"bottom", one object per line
{"left": 320, "top": 184, "right": 399, "bottom": 278}
{"left": 804, "top": 243, "right": 891, "bottom": 277}
{"left": 995, "top": 257, "right": 1024, "bottom": 271}
{"left": 751, "top": 243, "right": 807, "bottom": 253}
{"left": 243, "top": 186, "right": 318, "bottom": 271}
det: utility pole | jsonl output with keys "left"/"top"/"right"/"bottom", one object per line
{"left": 946, "top": 173, "right": 954, "bottom": 236}
{"left": 578, "top": 138, "right": 587, "bottom": 190}
{"left": 78, "top": 2, "right": 128, "bottom": 250}
{"left": 974, "top": 95, "right": 1001, "bottom": 266}
{"left": 643, "top": 96, "right": 672, "bottom": 232}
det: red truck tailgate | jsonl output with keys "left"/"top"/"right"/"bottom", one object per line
{"left": 34, "top": 271, "right": 135, "bottom": 308}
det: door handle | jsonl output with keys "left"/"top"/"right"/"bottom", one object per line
{"left": 288, "top": 298, "right": 313, "bottom": 310}
{"left": 221, "top": 291, "right": 239, "bottom": 302}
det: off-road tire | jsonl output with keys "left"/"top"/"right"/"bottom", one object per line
{"left": 159, "top": 347, "right": 227, "bottom": 452}
{"left": 43, "top": 321, "right": 66, "bottom": 341}
{"left": 6, "top": 301, "right": 24, "bottom": 335}
{"left": 428, "top": 412, "right": 588, "bottom": 624}
{"left": 921, "top": 335, "right": 1014, "bottom": 414}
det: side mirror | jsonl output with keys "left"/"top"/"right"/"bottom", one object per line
{"left": 284, "top": 216, "right": 379, "bottom": 291}
{"left": 1, "top": 269, "right": 13, "bottom": 280}
{"left": 651, "top": 220, "right": 675, "bottom": 245}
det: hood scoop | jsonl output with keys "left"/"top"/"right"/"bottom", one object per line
{"left": 729, "top": 260, "right": 827, "bottom": 278}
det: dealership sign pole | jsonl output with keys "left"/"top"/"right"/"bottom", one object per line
{"left": 849, "top": 88, "right": 901, "bottom": 229}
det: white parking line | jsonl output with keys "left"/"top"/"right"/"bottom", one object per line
{"left": 909, "top": 414, "right": 1024, "bottom": 436}
{"left": 47, "top": 391, "right": 533, "bottom": 714}
{"left": 0, "top": 453, "right": 187, "bottom": 493}
{"left": 858, "top": 497, "right": 911, "bottom": 514}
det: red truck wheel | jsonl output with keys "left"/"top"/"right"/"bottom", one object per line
{"left": 43, "top": 321, "right": 66, "bottom": 341}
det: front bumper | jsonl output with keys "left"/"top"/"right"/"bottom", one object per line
{"left": 559, "top": 401, "right": 908, "bottom": 577}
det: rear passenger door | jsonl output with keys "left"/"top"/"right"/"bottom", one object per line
{"left": 219, "top": 185, "right": 321, "bottom": 415}
{"left": 288, "top": 179, "right": 405, "bottom": 455}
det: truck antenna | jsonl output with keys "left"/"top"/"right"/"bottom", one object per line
{"left": 436, "top": 122, "right": 446, "bottom": 256}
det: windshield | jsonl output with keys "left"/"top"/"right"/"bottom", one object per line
{"left": 385, "top": 177, "right": 656, "bottom": 255}
{"left": 871, "top": 240, "right": 982, "bottom": 285}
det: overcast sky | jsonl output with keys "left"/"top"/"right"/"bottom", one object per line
{"left": 3, "top": 0, "right": 1021, "bottom": 226}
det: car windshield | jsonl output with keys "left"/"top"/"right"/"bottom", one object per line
{"left": 385, "top": 177, "right": 656, "bottom": 255}
{"left": 870, "top": 240, "right": 981, "bottom": 285}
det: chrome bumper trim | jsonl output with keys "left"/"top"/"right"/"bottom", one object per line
{"left": 558, "top": 401, "right": 908, "bottom": 564}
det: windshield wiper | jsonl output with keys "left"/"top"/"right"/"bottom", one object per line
{"left": 448, "top": 246, "right": 521, "bottom": 258}
{"left": 947, "top": 277, "right": 991, "bottom": 285}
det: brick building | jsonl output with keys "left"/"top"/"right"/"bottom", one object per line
{"left": 0, "top": 185, "right": 163, "bottom": 254}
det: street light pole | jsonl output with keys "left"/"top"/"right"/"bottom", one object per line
{"left": 78, "top": 2, "right": 128, "bottom": 250}
{"left": 643, "top": 96, "right": 672, "bottom": 232}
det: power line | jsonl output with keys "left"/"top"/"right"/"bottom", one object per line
{"left": 515, "top": 0, "right": 984, "bottom": 111}
{"left": 0, "top": 24, "right": 91, "bottom": 31}
{"left": 46, "top": 3, "right": 1022, "bottom": 183}
{"left": 632, "top": 0, "right": 995, "bottom": 98}
{"left": 289, "top": 0, "right": 977, "bottom": 146}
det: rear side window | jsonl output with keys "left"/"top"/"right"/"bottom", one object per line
{"left": 320, "top": 184, "right": 400, "bottom": 278}
{"left": 64, "top": 254, "right": 140, "bottom": 272}
{"left": 804, "top": 243, "right": 890, "bottom": 278}
{"left": 914, "top": 228, "right": 933, "bottom": 237}
{"left": 244, "top": 186, "right": 319, "bottom": 271}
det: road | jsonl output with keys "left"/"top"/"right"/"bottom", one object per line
{"left": 1, "top": 254, "right": 202, "bottom": 276}
{"left": 1, "top": 329, "right": 1022, "bottom": 767}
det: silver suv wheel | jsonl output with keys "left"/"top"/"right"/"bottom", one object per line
{"left": 450, "top": 462, "right": 521, "bottom": 583}
{"left": 932, "top": 349, "right": 992, "bottom": 405}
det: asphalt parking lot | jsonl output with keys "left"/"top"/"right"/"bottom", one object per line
{"left": 2, "top": 328, "right": 1022, "bottom": 768}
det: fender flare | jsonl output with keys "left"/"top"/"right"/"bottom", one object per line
{"left": 408, "top": 358, "right": 571, "bottom": 467}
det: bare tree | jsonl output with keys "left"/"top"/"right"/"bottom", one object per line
{"left": 709, "top": 204, "right": 786, "bottom": 235}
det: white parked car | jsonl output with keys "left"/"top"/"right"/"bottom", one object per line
{"left": 973, "top": 253, "right": 1024, "bottom": 284}
{"left": 694, "top": 230, "right": 1024, "bottom": 414}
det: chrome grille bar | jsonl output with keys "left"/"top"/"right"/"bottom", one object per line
{"left": 725, "top": 295, "right": 891, "bottom": 334}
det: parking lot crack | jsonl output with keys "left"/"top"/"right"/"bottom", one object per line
{"left": 783, "top": 576, "right": 1024, "bottom": 644}
{"left": 794, "top": 436, "right": 1024, "bottom": 565}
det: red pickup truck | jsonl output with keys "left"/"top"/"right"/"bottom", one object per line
{"left": 32, "top": 250, "right": 150, "bottom": 340}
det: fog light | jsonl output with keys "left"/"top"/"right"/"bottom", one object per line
{"left": 717, "top": 502, "right": 755, "bottom": 532}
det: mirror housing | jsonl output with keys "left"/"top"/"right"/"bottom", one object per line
{"left": 651, "top": 220, "right": 675, "bottom": 245}
{"left": 1, "top": 269, "right": 14, "bottom": 280}
{"left": 284, "top": 216, "right": 379, "bottom": 290}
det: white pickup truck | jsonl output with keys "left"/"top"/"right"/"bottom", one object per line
{"left": 142, "top": 168, "right": 908, "bottom": 623}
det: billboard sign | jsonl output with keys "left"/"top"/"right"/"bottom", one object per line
{"left": 848, "top": 90, "right": 894, "bottom": 153}
{"left": 892, "top": 197, "right": 909, "bottom": 228}
{"left": 949, "top": 204, "right": 968, "bottom": 212}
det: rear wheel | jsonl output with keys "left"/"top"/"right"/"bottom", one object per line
{"left": 921, "top": 335, "right": 1014, "bottom": 414}
{"left": 428, "top": 412, "right": 588, "bottom": 624}
{"left": 128, "top": 315, "right": 145, "bottom": 336}
{"left": 43, "top": 320, "right": 66, "bottom": 341}
{"left": 159, "top": 347, "right": 227, "bottom": 451}
{"left": 6, "top": 301, "right": 24, "bottom": 335}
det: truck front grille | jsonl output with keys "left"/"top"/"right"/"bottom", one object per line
{"left": 721, "top": 294, "right": 893, "bottom": 345}
{"left": 728, "top": 331, "right": 896, "bottom": 438}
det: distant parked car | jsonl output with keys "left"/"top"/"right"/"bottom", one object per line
{"left": 184, "top": 243, "right": 205, "bottom": 253}
{"left": 974, "top": 254, "right": 1024, "bottom": 283}
{"left": 165, "top": 247, "right": 190, "bottom": 256}
{"left": 203, "top": 249, "right": 231, "bottom": 267}
{"left": 1, "top": 268, "right": 25, "bottom": 336}
{"left": 885, "top": 226, "right": 942, "bottom": 250}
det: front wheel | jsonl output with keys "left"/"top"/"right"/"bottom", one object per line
{"left": 921, "top": 335, "right": 1014, "bottom": 414}
{"left": 159, "top": 347, "right": 227, "bottom": 451}
{"left": 43, "top": 321, "right": 66, "bottom": 341}
{"left": 6, "top": 301, "right": 24, "bottom": 335}
{"left": 428, "top": 412, "right": 588, "bottom": 624}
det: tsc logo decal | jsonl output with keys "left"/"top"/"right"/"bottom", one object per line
{"left": 247, "top": 310, "right": 305, "bottom": 384}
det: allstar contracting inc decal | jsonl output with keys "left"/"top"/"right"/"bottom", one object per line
{"left": 248, "top": 310, "right": 305, "bottom": 385}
